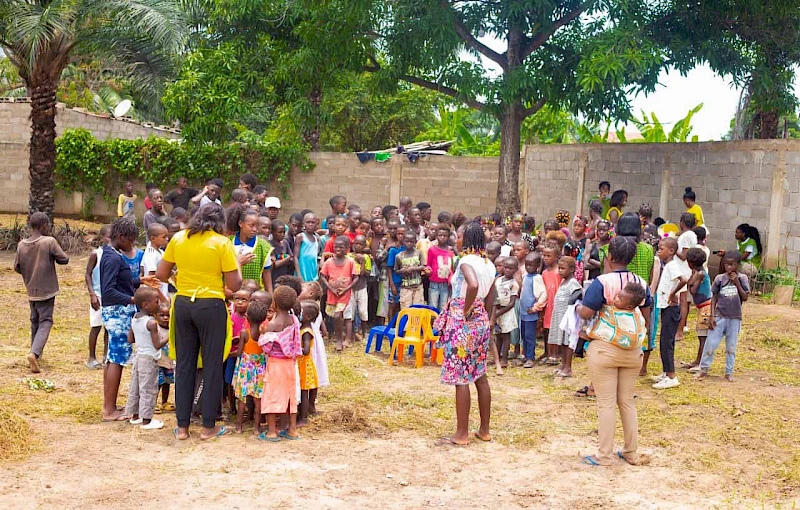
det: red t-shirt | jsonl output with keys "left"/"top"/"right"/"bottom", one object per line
{"left": 427, "top": 245, "right": 455, "bottom": 284}
{"left": 542, "top": 268, "right": 563, "bottom": 329}
{"left": 320, "top": 257, "right": 357, "bottom": 305}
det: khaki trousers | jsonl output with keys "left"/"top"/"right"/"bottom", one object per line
{"left": 587, "top": 340, "right": 642, "bottom": 464}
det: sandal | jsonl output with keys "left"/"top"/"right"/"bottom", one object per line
{"left": 574, "top": 386, "right": 589, "bottom": 397}
{"left": 580, "top": 455, "right": 602, "bottom": 466}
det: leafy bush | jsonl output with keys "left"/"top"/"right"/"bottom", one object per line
{"left": 54, "top": 128, "right": 314, "bottom": 214}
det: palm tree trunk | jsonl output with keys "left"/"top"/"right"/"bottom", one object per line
{"left": 28, "top": 80, "right": 58, "bottom": 216}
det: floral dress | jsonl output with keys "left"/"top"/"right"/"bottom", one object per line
{"left": 434, "top": 254, "right": 496, "bottom": 385}
{"left": 232, "top": 330, "right": 267, "bottom": 399}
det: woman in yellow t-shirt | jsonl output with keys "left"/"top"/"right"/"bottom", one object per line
{"left": 156, "top": 203, "right": 242, "bottom": 441}
{"left": 683, "top": 187, "right": 705, "bottom": 229}
{"left": 605, "top": 189, "right": 628, "bottom": 225}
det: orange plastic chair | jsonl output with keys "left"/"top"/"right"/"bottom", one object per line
{"left": 388, "top": 308, "right": 431, "bottom": 368}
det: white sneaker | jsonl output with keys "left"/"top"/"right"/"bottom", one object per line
{"left": 649, "top": 373, "right": 667, "bottom": 383}
{"left": 141, "top": 419, "right": 164, "bottom": 430}
{"left": 687, "top": 365, "right": 702, "bottom": 373}
{"left": 652, "top": 377, "right": 680, "bottom": 389}
{"left": 129, "top": 417, "right": 143, "bottom": 425}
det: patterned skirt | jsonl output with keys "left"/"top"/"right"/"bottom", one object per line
{"left": 232, "top": 352, "right": 267, "bottom": 400}
{"left": 434, "top": 298, "right": 491, "bottom": 386}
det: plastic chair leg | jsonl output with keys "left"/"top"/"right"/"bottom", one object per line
{"left": 415, "top": 345, "right": 424, "bottom": 368}
{"left": 365, "top": 333, "right": 374, "bottom": 354}
{"left": 374, "top": 334, "right": 383, "bottom": 352}
{"left": 387, "top": 342, "right": 396, "bottom": 366}
{"left": 396, "top": 343, "right": 404, "bottom": 364}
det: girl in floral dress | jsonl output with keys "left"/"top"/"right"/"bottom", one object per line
{"left": 233, "top": 300, "right": 269, "bottom": 435}
{"left": 434, "top": 222, "right": 497, "bottom": 446}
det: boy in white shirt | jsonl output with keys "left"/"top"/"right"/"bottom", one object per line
{"left": 653, "top": 237, "right": 689, "bottom": 389}
{"left": 141, "top": 223, "right": 170, "bottom": 303}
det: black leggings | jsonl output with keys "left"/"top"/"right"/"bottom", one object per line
{"left": 173, "top": 296, "right": 228, "bottom": 428}
{"left": 659, "top": 305, "right": 681, "bottom": 374}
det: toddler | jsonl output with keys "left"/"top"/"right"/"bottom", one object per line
{"left": 298, "top": 300, "right": 321, "bottom": 426}
{"left": 233, "top": 299, "right": 269, "bottom": 435}
{"left": 697, "top": 251, "right": 749, "bottom": 382}
{"left": 258, "top": 286, "right": 302, "bottom": 441}
{"left": 125, "top": 287, "right": 166, "bottom": 430}
{"left": 493, "top": 257, "right": 520, "bottom": 368}
{"left": 686, "top": 248, "right": 712, "bottom": 371}
{"left": 548, "top": 256, "right": 582, "bottom": 377}
{"left": 155, "top": 303, "right": 174, "bottom": 413}
{"left": 520, "top": 253, "right": 547, "bottom": 368}
{"left": 227, "top": 289, "right": 250, "bottom": 414}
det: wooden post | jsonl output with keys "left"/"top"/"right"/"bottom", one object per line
{"left": 390, "top": 157, "right": 401, "bottom": 206}
{"left": 659, "top": 152, "right": 671, "bottom": 219}
{"left": 765, "top": 148, "right": 786, "bottom": 268}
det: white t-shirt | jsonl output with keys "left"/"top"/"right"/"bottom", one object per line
{"left": 450, "top": 254, "right": 496, "bottom": 301}
{"left": 142, "top": 243, "right": 169, "bottom": 299}
{"left": 677, "top": 230, "right": 697, "bottom": 272}
{"left": 199, "top": 196, "right": 222, "bottom": 208}
{"left": 656, "top": 259, "right": 690, "bottom": 308}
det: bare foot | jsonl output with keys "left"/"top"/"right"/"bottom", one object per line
{"left": 725, "top": 374, "right": 735, "bottom": 382}
{"left": 435, "top": 436, "right": 468, "bottom": 446}
{"left": 200, "top": 425, "right": 231, "bottom": 440}
{"left": 102, "top": 410, "right": 129, "bottom": 422}
{"left": 235, "top": 425, "right": 243, "bottom": 434}
{"left": 343, "top": 339, "right": 351, "bottom": 348}
{"left": 638, "top": 370, "right": 648, "bottom": 377}
{"left": 694, "top": 372, "right": 708, "bottom": 380}
{"left": 557, "top": 370, "right": 573, "bottom": 378}
{"left": 473, "top": 430, "right": 491, "bottom": 442}
{"left": 27, "top": 353, "right": 40, "bottom": 373}
{"left": 297, "top": 420, "right": 308, "bottom": 428}
{"left": 173, "top": 427, "right": 190, "bottom": 440}
{"left": 495, "top": 366, "right": 504, "bottom": 376}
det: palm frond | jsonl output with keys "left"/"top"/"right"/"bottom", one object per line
{"left": 78, "top": 0, "right": 187, "bottom": 53}
{"left": 4, "top": 0, "right": 77, "bottom": 74}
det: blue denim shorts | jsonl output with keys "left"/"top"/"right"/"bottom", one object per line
{"left": 102, "top": 304, "right": 136, "bottom": 366}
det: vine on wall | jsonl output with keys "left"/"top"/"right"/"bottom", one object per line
{"left": 54, "top": 129, "right": 314, "bottom": 214}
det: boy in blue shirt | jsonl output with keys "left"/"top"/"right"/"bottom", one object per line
{"left": 520, "top": 253, "right": 548, "bottom": 368}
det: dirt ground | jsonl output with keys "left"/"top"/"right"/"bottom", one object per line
{"left": 1, "top": 251, "right": 799, "bottom": 509}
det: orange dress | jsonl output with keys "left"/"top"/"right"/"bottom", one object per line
{"left": 297, "top": 327, "right": 318, "bottom": 390}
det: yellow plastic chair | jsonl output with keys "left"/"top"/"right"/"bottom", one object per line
{"left": 387, "top": 308, "right": 431, "bottom": 368}
{"left": 658, "top": 223, "right": 679, "bottom": 238}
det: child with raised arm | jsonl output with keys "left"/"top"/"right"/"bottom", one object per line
{"left": 233, "top": 299, "right": 269, "bottom": 435}
{"left": 15, "top": 212, "right": 70, "bottom": 373}
{"left": 493, "top": 257, "right": 520, "bottom": 368}
{"left": 395, "top": 231, "right": 426, "bottom": 309}
{"left": 520, "top": 252, "right": 547, "bottom": 368}
{"left": 653, "top": 237, "right": 689, "bottom": 389}
{"left": 125, "top": 287, "right": 166, "bottom": 430}
{"left": 85, "top": 225, "right": 110, "bottom": 369}
{"left": 697, "top": 251, "right": 749, "bottom": 382}
{"left": 549, "top": 256, "right": 583, "bottom": 377}
{"left": 117, "top": 181, "right": 137, "bottom": 221}
{"left": 258, "top": 286, "right": 302, "bottom": 441}
{"left": 320, "top": 236, "right": 359, "bottom": 351}
{"left": 298, "top": 300, "right": 321, "bottom": 426}
{"left": 686, "top": 248, "right": 712, "bottom": 371}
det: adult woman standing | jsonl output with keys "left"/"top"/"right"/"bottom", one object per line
{"left": 157, "top": 204, "right": 242, "bottom": 440}
{"left": 683, "top": 187, "right": 706, "bottom": 235}
{"left": 435, "top": 222, "right": 496, "bottom": 446}
{"left": 578, "top": 236, "right": 652, "bottom": 466}
{"left": 227, "top": 204, "right": 273, "bottom": 293}
{"left": 606, "top": 190, "right": 628, "bottom": 225}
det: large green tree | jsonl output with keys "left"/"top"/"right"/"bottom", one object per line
{"left": 371, "top": 0, "right": 665, "bottom": 215}
{"left": 0, "top": 0, "right": 185, "bottom": 215}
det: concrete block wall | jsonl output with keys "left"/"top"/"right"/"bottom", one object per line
{"left": 524, "top": 146, "right": 580, "bottom": 222}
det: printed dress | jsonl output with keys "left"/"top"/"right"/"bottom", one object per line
{"left": 232, "top": 331, "right": 267, "bottom": 399}
{"left": 298, "top": 326, "right": 319, "bottom": 390}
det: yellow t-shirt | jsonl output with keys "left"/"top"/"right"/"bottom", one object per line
{"left": 686, "top": 204, "right": 705, "bottom": 227}
{"left": 163, "top": 229, "right": 239, "bottom": 299}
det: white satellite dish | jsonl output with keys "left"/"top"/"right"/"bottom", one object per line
{"left": 113, "top": 99, "right": 132, "bottom": 118}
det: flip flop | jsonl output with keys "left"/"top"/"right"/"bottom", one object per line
{"left": 102, "top": 413, "right": 130, "bottom": 422}
{"left": 279, "top": 430, "right": 301, "bottom": 441}
{"left": 435, "top": 437, "right": 468, "bottom": 447}
{"left": 85, "top": 360, "right": 102, "bottom": 370}
{"left": 200, "top": 426, "right": 231, "bottom": 441}
{"left": 473, "top": 431, "right": 491, "bottom": 443}
{"left": 617, "top": 451, "right": 649, "bottom": 466}
{"left": 257, "top": 432, "right": 281, "bottom": 442}
{"left": 574, "top": 386, "right": 589, "bottom": 397}
{"left": 580, "top": 455, "right": 601, "bottom": 466}
{"left": 173, "top": 427, "right": 190, "bottom": 440}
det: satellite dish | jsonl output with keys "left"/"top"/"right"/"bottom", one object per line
{"left": 113, "top": 100, "right": 132, "bottom": 118}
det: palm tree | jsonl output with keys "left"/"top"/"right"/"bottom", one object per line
{"left": 0, "top": 0, "right": 185, "bottom": 215}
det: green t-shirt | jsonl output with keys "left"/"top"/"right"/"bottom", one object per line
{"left": 590, "top": 195, "right": 611, "bottom": 219}
{"left": 737, "top": 238, "right": 761, "bottom": 268}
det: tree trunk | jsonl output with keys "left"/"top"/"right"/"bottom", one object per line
{"left": 28, "top": 80, "right": 58, "bottom": 216}
{"left": 303, "top": 84, "right": 322, "bottom": 151}
{"left": 758, "top": 110, "right": 779, "bottom": 139}
{"left": 496, "top": 101, "right": 523, "bottom": 216}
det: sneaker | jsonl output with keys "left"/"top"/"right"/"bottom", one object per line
{"left": 687, "top": 365, "right": 702, "bottom": 373}
{"left": 523, "top": 360, "right": 535, "bottom": 369}
{"left": 129, "top": 417, "right": 143, "bottom": 425}
{"left": 141, "top": 419, "right": 164, "bottom": 430}
{"left": 652, "top": 377, "right": 680, "bottom": 389}
{"left": 649, "top": 373, "right": 667, "bottom": 383}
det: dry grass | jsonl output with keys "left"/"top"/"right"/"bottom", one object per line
{"left": 0, "top": 409, "right": 37, "bottom": 462}
{"left": 0, "top": 251, "right": 799, "bottom": 504}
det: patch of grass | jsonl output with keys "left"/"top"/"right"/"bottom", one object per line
{"left": 0, "top": 409, "right": 37, "bottom": 461}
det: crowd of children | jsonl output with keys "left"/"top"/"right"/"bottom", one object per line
{"left": 14, "top": 176, "right": 755, "bottom": 441}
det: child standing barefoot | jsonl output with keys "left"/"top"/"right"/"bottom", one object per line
{"left": 226, "top": 289, "right": 250, "bottom": 415}
{"left": 540, "top": 243, "right": 563, "bottom": 364}
{"left": 233, "top": 300, "right": 269, "bottom": 435}
{"left": 520, "top": 253, "right": 547, "bottom": 368}
{"left": 294, "top": 213, "right": 321, "bottom": 283}
{"left": 85, "top": 225, "right": 110, "bottom": 370}
{"left": 697, "top": 251, "right": 749, "bottom": 382}
{"left": 155, "top": 304, "right": 174, "bottom": 413}
{"left": 299, "top": 282, "right": 330, "bottom": 400}
{"left": 320, "top": 237, "right": 359, "bottom": 351}
{"left": 297, "top": 301, "right": 320, "bottom": 426}
{"left": 125, "top": 287, "right": 166, "bottom": 430}
{"left": 493, "top": 258, "right": 520, "bottom": 368}
{"left": 258, "top": 286, "right": 302, "bottom": 441}
{"left": 686, "top": 248, "right": 712, "bottom": 371}
{"left": 548, "top": 257, "right": 583, "bottom": 377}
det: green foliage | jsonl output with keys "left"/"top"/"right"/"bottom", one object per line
{"left": 521, "top": 106, "right": 581, "bottom": 144}
{"left": 415, "top": 106, "right": 499, "bottom": 156}
{"left": 630, "top": 103, "right": 703, "bottom": 143}
{"left": 54, "top": 128, "right": 313, "bottom": 214}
